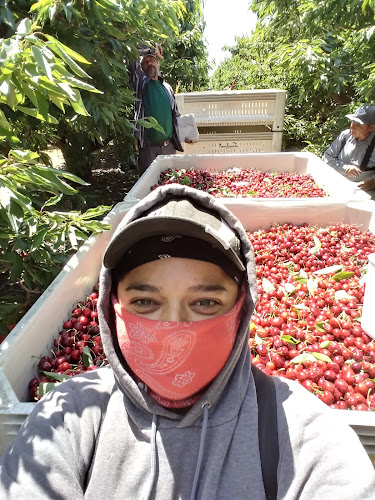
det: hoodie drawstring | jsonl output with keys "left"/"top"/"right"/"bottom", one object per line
{"left": 190, "top": 402, "right": 210, "bottom": 500}
{"left": 144, "top": 413, "right": 158, "bottom": 500}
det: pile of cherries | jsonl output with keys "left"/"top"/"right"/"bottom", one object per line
{"left": 153, "top": 167, "right": 327, "bottom": 198}
{"left": 28, "top": 285, "right": 106, "bottom": 401}
{"left": 249, "top": 223, "right": 375, "bottom": 410}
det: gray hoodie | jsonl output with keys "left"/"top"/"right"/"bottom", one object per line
{"left": 0, "top": 185, "right": 374, "bottom": 499}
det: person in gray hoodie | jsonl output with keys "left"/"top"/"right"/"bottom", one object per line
{"left": 0, "top": 184, "right": 374, "bottom": 500}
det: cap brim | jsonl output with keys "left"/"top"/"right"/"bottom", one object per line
{"left": 104, "top": 216, "right": 245, "bottom": 273}
{"left": 345, "top": 113, "right": 364, "bottom": 124}
{"left": 142, "top": 54, "right": 157, "bottom": 60}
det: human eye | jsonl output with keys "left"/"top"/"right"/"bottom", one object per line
{"left": 129, "top": 297, "right": 159, "bottom": 313}
{"left": 194, "top": 298, "right": 219, "bottom": 308}
{"left": 190, "top": 298, "right": 224, "bottom": 317}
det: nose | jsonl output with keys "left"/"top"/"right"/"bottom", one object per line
{"left": 161, "top": 304, "right": 190, "bottom": 322}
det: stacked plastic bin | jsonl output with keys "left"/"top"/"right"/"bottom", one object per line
{"left": 175, "top": 89, "right": 286, "bottom": 154}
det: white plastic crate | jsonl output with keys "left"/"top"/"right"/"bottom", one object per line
{"left": 175, "top": 89, "right": 286, "bottom": 130}
{"left": 1, "top": 200, "right": 375, "bottom": 458}
{"left": 126, "top": 152, "right": 372, "bottom": 204}
{"left": 361, "top": 253, "right": 375, "bottom": 339}
{"left": 179, "top": 131, "right": 282, "bottom": 154}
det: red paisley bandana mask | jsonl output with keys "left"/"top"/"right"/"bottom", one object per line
{"left": 112, "top": 291, "right": 245, "bottom": 408}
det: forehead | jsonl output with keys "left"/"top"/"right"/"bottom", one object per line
{"left": 142, "top": 55, "right": 157, "bottom": 64}
{"left": 120, "top": 257, "right": 231, "bottom": 285}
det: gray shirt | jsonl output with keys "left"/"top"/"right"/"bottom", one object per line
{"left": 323, "top": 129, "right": 375, "bottom": 181}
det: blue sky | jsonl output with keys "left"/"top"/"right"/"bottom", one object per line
{"left": 203, "top": 0, "right": 257, "bottom": 71}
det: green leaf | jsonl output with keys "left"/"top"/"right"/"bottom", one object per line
{"left": 43, "top": 35, "right": 91, "bottom": 64}
{"left": 312, "top": 352, "right": 332, "bottom": 362}
{"left": 300, "top": 269, "right": 308, "bottom": 279}
{"left": 68, "top": 226, "right": 78, "bottom": 248}
{"left": 332, "top": 271, "right": 354, "bottom": 281}
{"left": 43, "top": 194, "right": 63, "bottom": 208}
{"left": 9, "top": 253, "right": 23, "bottom": 282}
{"left": 41, "top": 370, "right": 71, "bottom": 382}
{"left": 62, "top": 76, "right": 101, "bottom": 93}
{"left": 293, "top": 304, "right": 309, "bottom": 311}
{"left": 36, "top": 382, "right": 58, "bottom": 398}
{"left": 0, "top": 110, "right": 11, "bottom": 130}
{"left": 31, "top": 228, "right": 49, "bottom": 250}
{"left": 46, "top": 41, "right": 92, "bottom": 79}
{"left": 280, "top": 335, "right": 299, "bottom": 344}
{"left": 16, "top": 107, "right": 58, "bottom": 124}
{"left": 283, "top": 283, "right": 296, "bottom": 294}
{"left": 67, "top": 89, "right": 90, "bottom": 116}
{"left": 82, "top": 346, "right": 94, "bottom": 368}
{"left": 313, "top": 265, "right": 343, "bottom": 275}
{"left": 290, "top": 352, "right": 317, "bottom": 364}
{"left": 314, "top": 322, "right": 326, "bottom": 333}
{"left": 31, "top": 46, "right": 53, "bottom": 81}
{"left": 320, "top": 340, "right": 332, "bottom": 348}
{"left": 137, "top": 116, "right": 165, "bottom": 134}
{"left": 306, "top": 277, "right": 318, "bottom": 296}
{"left": 334, "top": 290, "right": 354, "bottom": 301}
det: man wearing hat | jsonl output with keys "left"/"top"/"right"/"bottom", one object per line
{"left": 129, "top": 43, "right": 193, "bottom": 177}
{"left": 323, "top": 104, "right": 375, "bottom": 192}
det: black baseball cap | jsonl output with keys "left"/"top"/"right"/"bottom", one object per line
{"left": 103, "top": 196, "right": 245, "bottom": 277}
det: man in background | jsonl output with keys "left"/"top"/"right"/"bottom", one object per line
{"left": 129, "top": 43, "right": 192, "bottom": 177}
{"left": 323, "top": 104, "right": 375, "bottom": 193}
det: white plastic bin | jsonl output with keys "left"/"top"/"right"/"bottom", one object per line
{"left": 178, "top": 131, "right": 283, "bottom": 154}
{"left": 175, "top": 89, "right": 287, "bottom": 130}
{"left": 1, "top": 199, "right": 375, "bottom": 457}
{"left": 127, "top": 152, "right": 371, "bottom": 204}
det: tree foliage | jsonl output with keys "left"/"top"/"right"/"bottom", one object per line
{"left": 212, "top": 0, "right": 375, "bottom": 153}
{"left": 0, "top": 148, "right": 111, "bottom": 333}
{"left": 161, "top": 0, "right": 209, "bottom": 92}
{"left": 1, "top": 0, "right": 185, "bottom": 177}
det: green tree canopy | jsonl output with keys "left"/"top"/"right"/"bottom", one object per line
{"left": 161, "top": 0, "right": 209, "bottom": 92}
{"left": 212, "top": 0, "right": 375, "bottom": 153}
{"left": 1, "top": 0, "right": 185, "bottom": 177}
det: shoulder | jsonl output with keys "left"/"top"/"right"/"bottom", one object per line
{"left": 34, "top": 366, "right": 115, "bottom": 421}
{"left": 160, "top": 79, "right": 174, "bottom": 94}
{"left": 273, "top": 377, "right": 375, "bottom": 497}
{"left": 274, "top": 376, "right": 336, "bottom": 425}
{"left": 333, "top": 129, "right": 351, "bottom": 143}
{"left": 341, "top": 128, "right": 351, "bottom": 139}
{"left": 273, "top": 375, "right": 369, "bottom": 460}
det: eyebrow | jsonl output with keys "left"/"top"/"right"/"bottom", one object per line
{"left": 188, "top": 284, "right": 228, "bottom": 293}
{"left": 124, "top": 283, "right": 229, "bottom": 293}
{"left": 124, "top": 283, "right": 159, "bottom": 293}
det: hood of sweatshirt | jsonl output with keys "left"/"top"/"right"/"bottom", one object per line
{"left": 98, "top": 184, "right": 258, "bottom": 427}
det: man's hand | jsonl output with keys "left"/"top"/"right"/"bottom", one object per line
{"left": 358, "top": 177, "right": 375, "bottom": 191}
{"left": 343, "top": 164, "right": 361, "bottom": 177}
{"left": 155, "top": 43, "right": 163, "bottom": 59}
{"left": 185, "top": 139, "right": 195, "bottom": 144}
